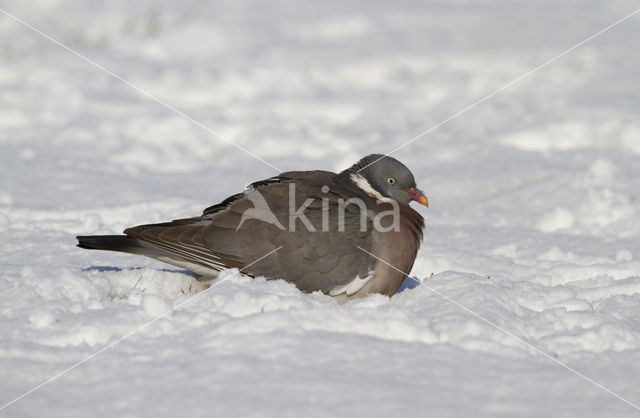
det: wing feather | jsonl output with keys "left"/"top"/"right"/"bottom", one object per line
{"left": 123, "top": 171, "right": 378, "bottom": 294}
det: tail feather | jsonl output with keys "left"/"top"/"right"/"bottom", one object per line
{"left": 76, "top": 234, "right": 221, "bottom": 279}
{"left": 77, "top": 235, "right": 167, "bottom": 256}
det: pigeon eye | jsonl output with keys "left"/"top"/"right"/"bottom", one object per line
{"left": 387, "top": 177, "right": 396, "bottom": 184}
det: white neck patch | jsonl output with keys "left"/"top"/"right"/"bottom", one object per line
{"left": 350, "top": 173, "right": 385, "bottom": 200}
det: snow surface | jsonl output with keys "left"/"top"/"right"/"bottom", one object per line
{"left": 2, "top": 0, "right": 640, "bottom": 416}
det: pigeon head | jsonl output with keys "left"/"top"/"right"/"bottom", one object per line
{"left": 344, "top": 154, "right": 429, "bottom": 206}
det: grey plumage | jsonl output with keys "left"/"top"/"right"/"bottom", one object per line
{"left": 77, "top": 154, "right": 428, "bottom": 302}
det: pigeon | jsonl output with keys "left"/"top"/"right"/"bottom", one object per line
{"left": 77, "top": 154, "right": 429, "bottom": 302}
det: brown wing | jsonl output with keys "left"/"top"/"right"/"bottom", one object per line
{"left": 125, "top": 171, "right": 377, "bottom": 294}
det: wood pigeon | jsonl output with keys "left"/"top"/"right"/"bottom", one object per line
{"left": 77, "top": 154, "right": 429, "bottom": 302}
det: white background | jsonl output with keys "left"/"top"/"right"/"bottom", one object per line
{"left": 1, "top": 0, "right": 640, "bottom": 416}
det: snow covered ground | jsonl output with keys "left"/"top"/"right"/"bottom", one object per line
{"left": 2, "top": 0, "right": 640, "bottom": 416}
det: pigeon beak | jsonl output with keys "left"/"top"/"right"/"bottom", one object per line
{"left": 407, "top": 188, "right": 429, "bottom": 207}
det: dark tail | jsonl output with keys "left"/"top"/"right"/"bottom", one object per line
{"left": 77, "top": 235, "right": 167, "bottom": 256}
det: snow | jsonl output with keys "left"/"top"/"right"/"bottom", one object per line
{"left": 1, "top": 0, "right": 640, "bottom": 416}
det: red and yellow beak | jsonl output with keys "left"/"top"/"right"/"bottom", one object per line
{"left": 407, "top": 187, "right": 429, "bottom": 207}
